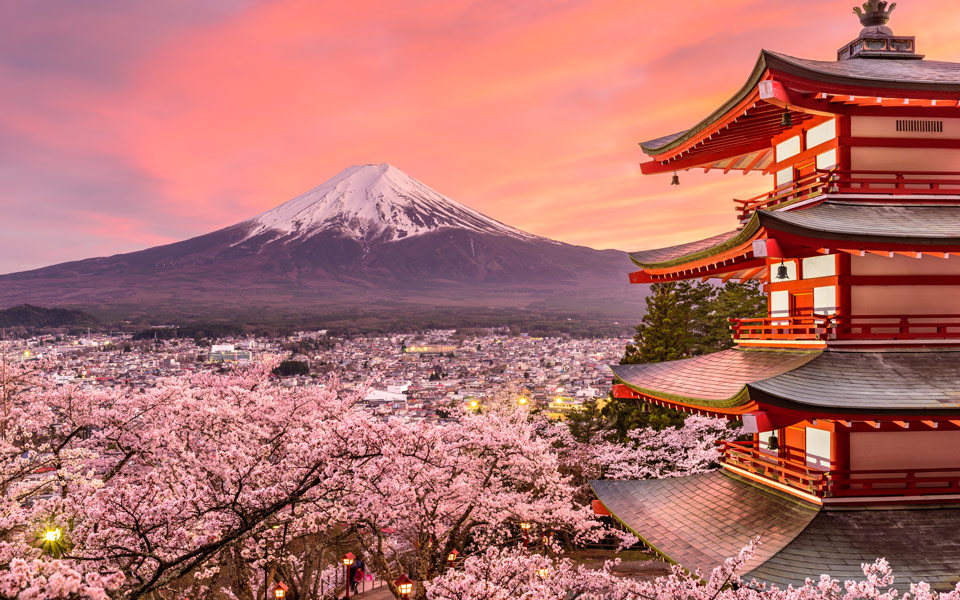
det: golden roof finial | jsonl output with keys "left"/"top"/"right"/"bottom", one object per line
{"left": 853, "top": 1, "right": 896, "bottom": 28}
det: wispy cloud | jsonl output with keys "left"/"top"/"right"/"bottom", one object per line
{"left": 1, "top": 0, "right": 957, "bottom": 273}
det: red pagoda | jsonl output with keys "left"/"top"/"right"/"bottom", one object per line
{"left": 592, "top": 1, "right": 960, "bottom": 590}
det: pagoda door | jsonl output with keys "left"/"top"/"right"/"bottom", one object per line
{"left": 790, "top": 291, "right": 814, "bottom": 318}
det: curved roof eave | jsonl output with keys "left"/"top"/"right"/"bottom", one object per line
{"left": 640, "top": 50, "right": 960, "bottom": 157}
{"left": 757, "top": 201, "right": 960, "bottom": 247}
{"left": 613, "top": 374, "right": 753, "bottom": 409}
{"left": 639, "top": 50, "right": 770, "bottom": 156}
{"left": 629, "top": 214, "right": 761, "bottom": 269}
{"left": 610, "top": 348, "right": 820, "bottom": 409}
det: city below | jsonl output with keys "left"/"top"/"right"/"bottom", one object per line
{"left": 7, "top": 329, "right": 625, "bottom": 421}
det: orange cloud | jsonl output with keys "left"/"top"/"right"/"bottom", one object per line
{"left": 1, "top": 0, "right": 959, "bottom": 273}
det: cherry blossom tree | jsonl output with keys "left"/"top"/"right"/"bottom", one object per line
{"left": 341, "top": 403, "right": 627, "bottom": 600}
{"left": 426, "top": 539, "right": 960, "bottom": 600}
{"left": 589, "top": 414, "right": 742, "bottom": 481}
{"left": 0, "top": 354, "right": 380, "bottom": 600}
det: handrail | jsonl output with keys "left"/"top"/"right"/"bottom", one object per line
{"left": 719, "top": 440, "right": 960, "bottom": 499}
{"left": 729, "top": 316, "right": 831, "bottom": 342}
{"left": 730, "top": 314, "right": 960, "bottom": 343}
{"left": 732, "top": 168, "right": 960, "bottom": 224}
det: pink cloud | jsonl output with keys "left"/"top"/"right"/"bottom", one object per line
{"left": 1, "top": 0, "right": 959, "bottom": 273}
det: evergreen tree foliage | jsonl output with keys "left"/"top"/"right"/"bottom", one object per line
{"left": 271, "top": 360, "right": 310, "bottom": 377}
{"left": 621, "top": 279, "right": 766, "bottom": 364}
{"left": 579, "top": 279, "right": 768, "bottom": 442}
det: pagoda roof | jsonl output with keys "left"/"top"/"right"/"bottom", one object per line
{"left": 590, "top": 471, "right": 819, "bottom": 573}
{"left": 628, "top": 230, "right": 742, "bottom": 268}
{"left": 749, "top": 349, "right": 960, "bottom": 414}
{"left": 759, "top": 200, "right": 960, "bottom": 246}
{"left": 614, "top": 349, "right": 960, "bottom": 415}
{"left": 640, "top": 50, "right": 960, "bottom": 170}
{"left": 611, "top": 349, "right": 819, "bottom": 408}
{"left": 628, "top": 201, "right": 960, "bottom": 279}
{"left": 593, "top": 471, "right": 960, "bottom": 590}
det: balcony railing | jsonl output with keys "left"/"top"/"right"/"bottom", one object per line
{"left": 720, "top": 441, "right": 960, "bottom": 500}
{"left": 730, "top": 314, "right": 960, "bottom": 345}
{"left": 729, "top": 316, "right": 829, "bottom": 343}
{"left": 827, "top": 314, "right": 960, "bottom": 340}
{"left": 734, "top": 169, "right": 960, "bottom": 224}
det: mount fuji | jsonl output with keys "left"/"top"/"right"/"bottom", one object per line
{"left": 0, "top": 164, "right": 644, "bottom": 323}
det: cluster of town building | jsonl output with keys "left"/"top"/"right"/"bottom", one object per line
{"left": 5, "top": 329, "right": 627, "bottom": 419}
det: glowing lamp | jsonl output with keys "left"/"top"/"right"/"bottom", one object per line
{"left": 395, "top": 574, "right": 414, "bottom": 597}
{"left": 342, "top": 552, "right": 355, "bottom": 566}
{"left": 274, "top": 589, "right": 285, "bottom": 599}
{"left": 536, "top": 568, "right": 549, "bottom": 579}
{"left": 447, "top": 549, "right": 459, "bottom": 563}
{"left": 519, "top": 522, "right": 531, "bottom": 531}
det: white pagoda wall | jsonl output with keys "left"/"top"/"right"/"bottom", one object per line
{"left": 849, "top": 117, "right": 960, "bottom": 172}
{"left": 850, "top": 254, "right": 960, "bottom": 315}
{"left": 850, "top": 430, "right": 960, "bottom": 471}
{"left": 851, "top": 147, "right": 960, "bottom": 172}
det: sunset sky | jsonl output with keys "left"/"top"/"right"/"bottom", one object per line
{"left": 2, "top": 0, "right": 959, "bottom": 274}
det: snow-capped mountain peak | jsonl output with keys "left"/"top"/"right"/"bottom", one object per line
{"left": 241, "top": 163, "right": 538, "bottom": 243}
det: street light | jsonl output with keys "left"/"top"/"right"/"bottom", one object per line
{"left": 536, "top": 568, "right": 549, "bottom": 579}
{"left": 274, "top": 588, "right": 285, "bottom": 599}
{"left": 446, "top": 549, "right": 459, "bottom": 564}
{"left": 40, "top": 527, "right": 64, "bottom": 558}
{"left": 342, "top": 553, "right": 355, "bottom": 600}
{"left": 520, "top": 521, "right": 531, "bottom": 548}
{"left": 394, "top": 574, "right": 414, "bottom": 600}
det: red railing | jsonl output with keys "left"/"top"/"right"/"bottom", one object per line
{"left": 730, "top": 314, "right": 960, "bottom": 344}
{"left": 734, "top": 169, "right": 960, "bottom": 224}
{"left": 734, "top": 170, "right": 830, "bottom": 224}
{"left": 720, "top": 441, "right": 960, "bottom": 499}
{"left": 826, "top": 314, "right": 960, "bottom": 340}
{"left": 720, "top": 441, "right": 825, "bottom": 494}
{"left": 729, "top": 316, "right": 830, "bottom": 343}
{"left": 830, "top": 169, "right": 960, "bottom": 196}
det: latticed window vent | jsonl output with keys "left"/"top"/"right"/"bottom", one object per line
{"left": 896, "top": 119, "right": 944, "bottom": 133}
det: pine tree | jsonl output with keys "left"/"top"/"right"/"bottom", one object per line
{"left": 590, "top": 279, "right": 767, "bottom": 442}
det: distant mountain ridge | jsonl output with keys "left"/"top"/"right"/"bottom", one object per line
{"left": 0, "top": 304, "right": 98, "bottom": 329}
{"left": 0, "top": 164, "right": 645, "bottom": 322}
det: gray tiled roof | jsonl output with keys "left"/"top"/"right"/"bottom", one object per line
{"left": 641, "top": 50, "right": 960, "bottom": 154}
{"left": 591, "top": 472, "right": 820, "bottom": 573}
{"left": 760, "top": 201, "right": 960, "bottom": 245}
{"left": 612, "top": 349, "right": 819, "bottom": 404}
{"left": 752, "top": 507, "right": 960, "bottom": 591}
{"left": 593, "top": 471, "right": 960, "bottom": 591}
{"left": 629, "top": 230, "right": 740, "bottom": 267}
{"left": 769, "top": 51, "right": 960, "bottom": 89}
{"left": 749, "top": 350, "right": 960, "bottom": 413}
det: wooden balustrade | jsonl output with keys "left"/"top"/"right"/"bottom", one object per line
{"left": 826, "top": 314, "right": 960, "bottom": 340}
{"left": 729, "top": 316, "right": 829, "bottom": 342}
{"left": 719, "top": 441, "right": 825, "bottom": 494}
{"left": 733, "top": 169, "right": 960, "bottom": 224}
{"left": 719, "top": 441, "right": 960, "bottom": 499}
{"left": 729, "top": 314, "right": 960, "bottom": 344}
